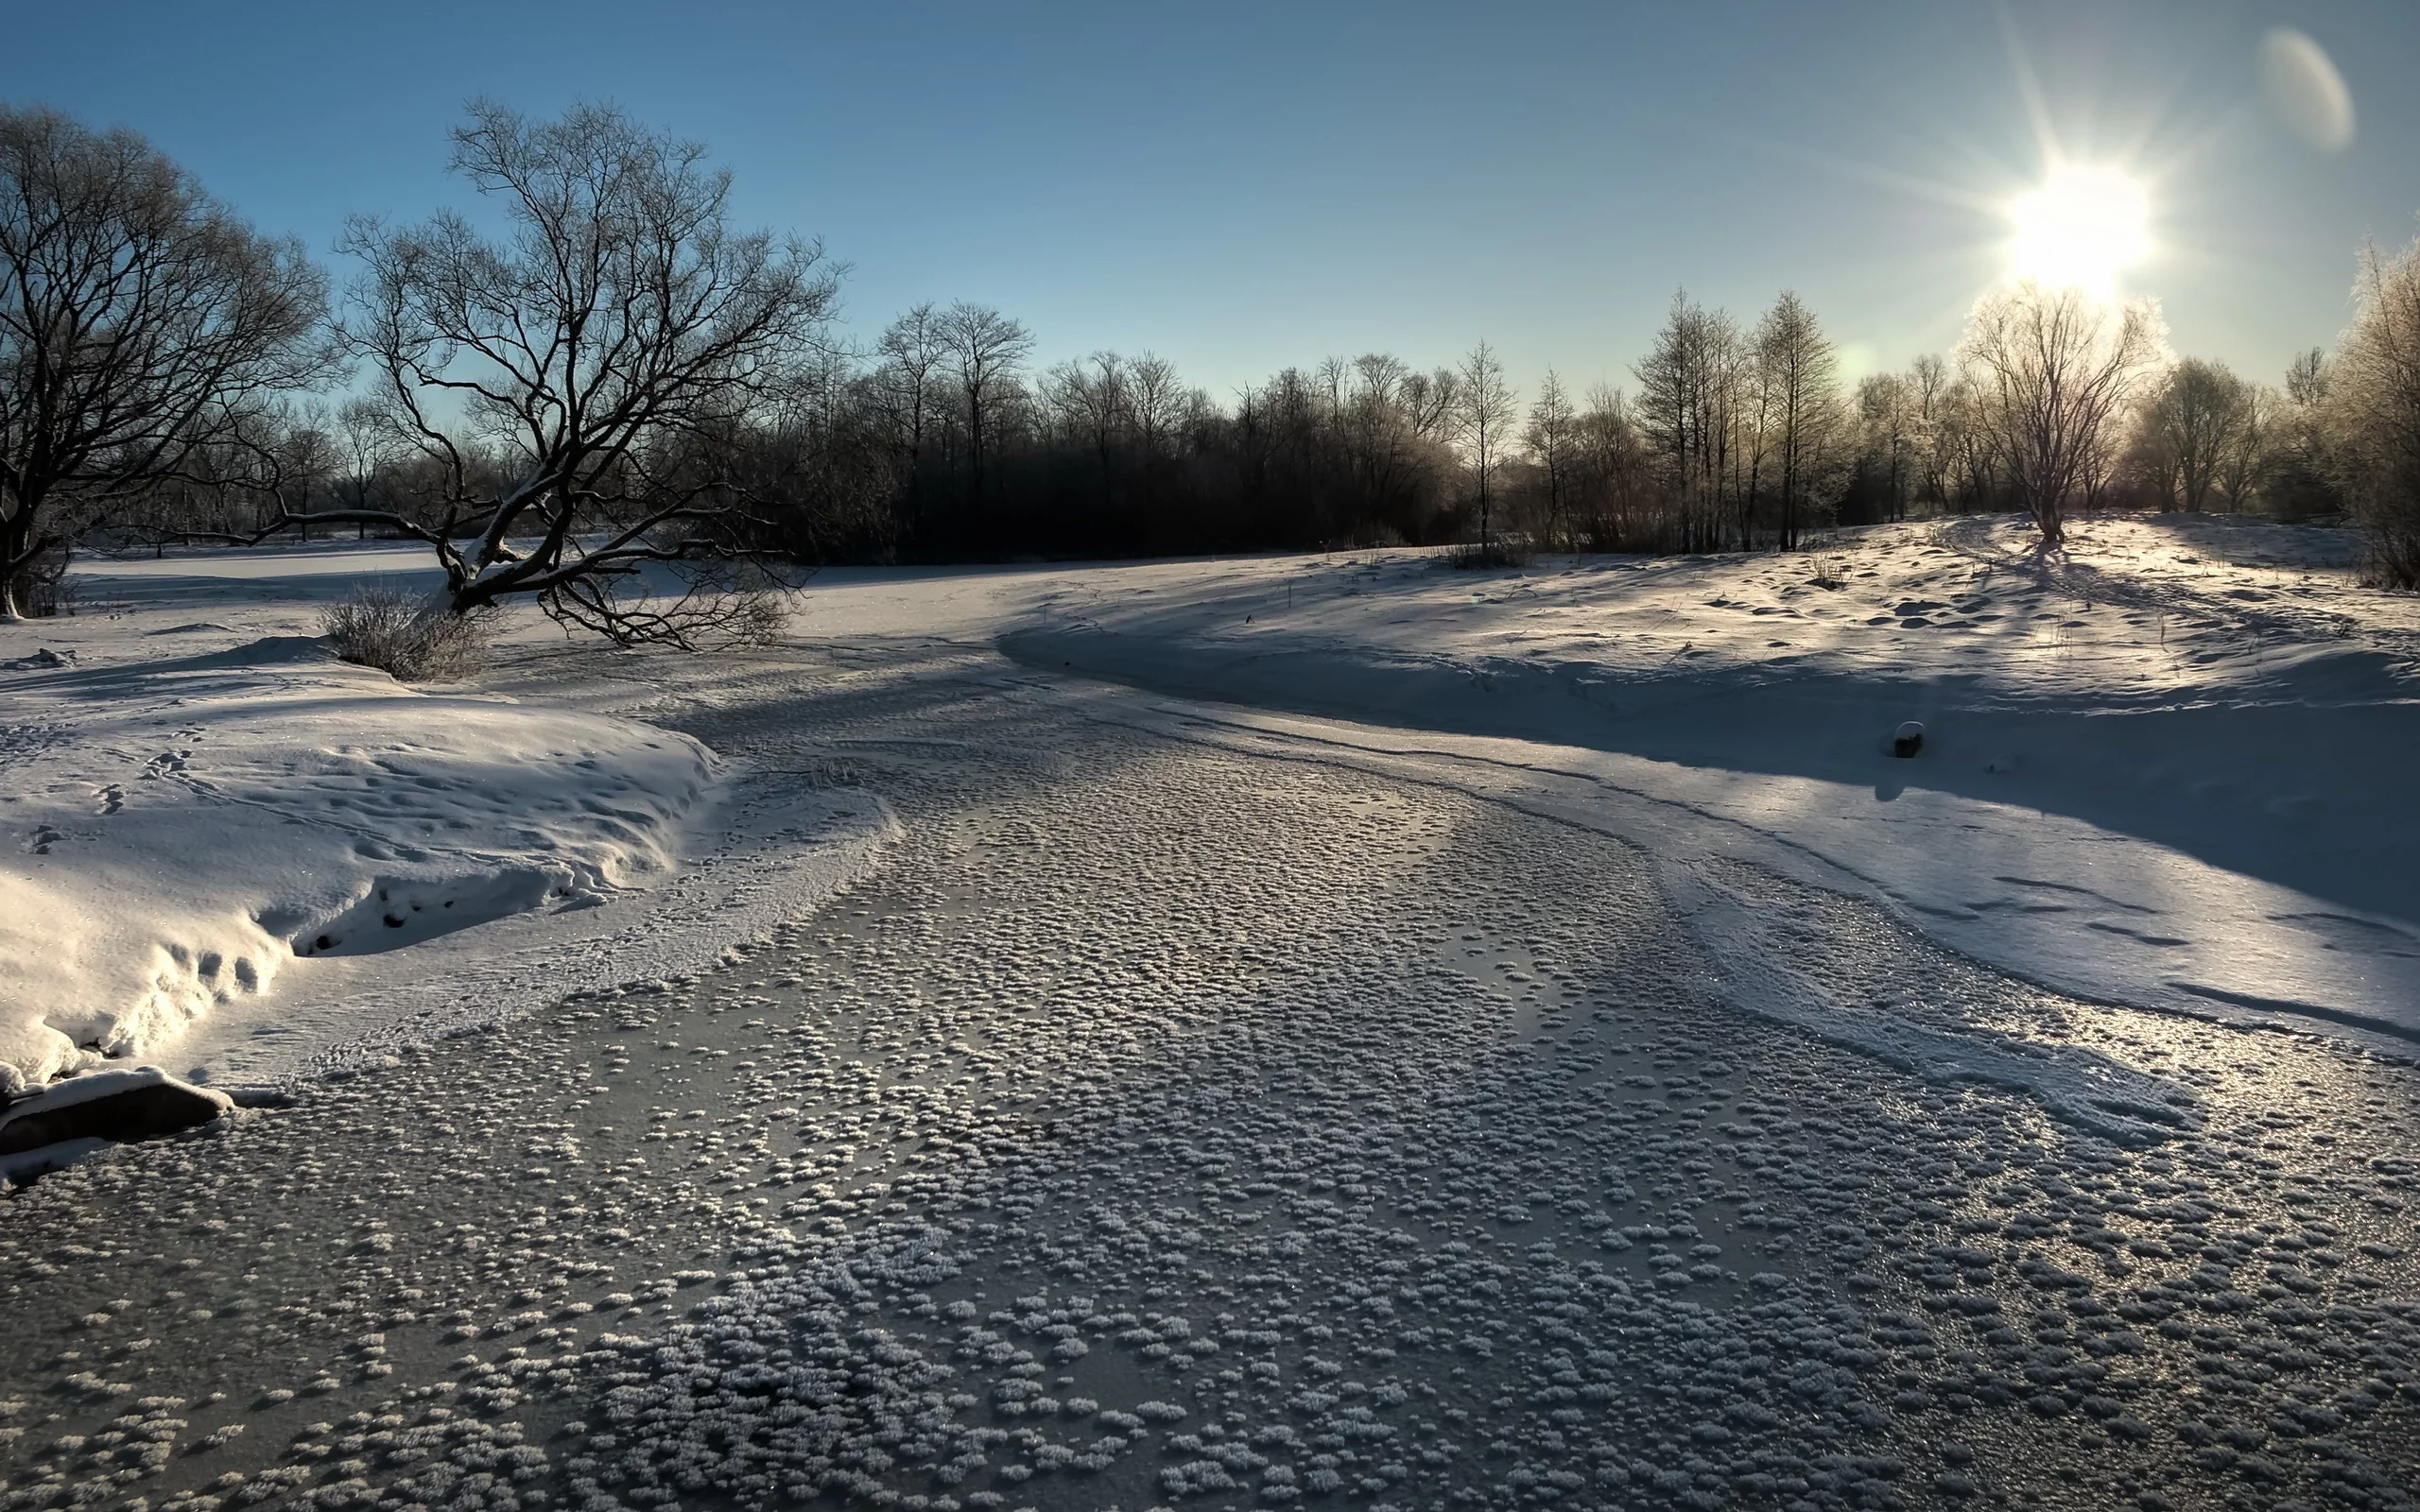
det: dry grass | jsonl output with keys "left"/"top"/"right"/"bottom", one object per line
{"left": 1444, "top": 541, "right": 1533, "bottom": 571}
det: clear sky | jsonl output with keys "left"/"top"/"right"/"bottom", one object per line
{"left": 4, "top": 0, "right": 2412, "bottom": 402}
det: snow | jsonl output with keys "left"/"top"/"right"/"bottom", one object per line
{"left": 3, "top": 544, "right": 893, "bottom": 1098}
{"left": 0, "top": 516, "right": 2413, "bottom": 1512}
{"left": 983, "top": 514, "right": 2420, "bottom": 1053}
{"left": 18, "top": 520, "right": 2416, "bottom": 1106}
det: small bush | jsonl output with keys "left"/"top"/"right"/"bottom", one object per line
{"left": 320, "top": 585, "right": 492, "bottom": 680}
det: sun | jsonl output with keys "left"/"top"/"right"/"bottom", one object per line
{"left": 2006, "top": 163, "right": 2151, "bottom": 298}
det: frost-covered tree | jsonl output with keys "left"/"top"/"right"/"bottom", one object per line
{"left": 1635, "top": 292, "right": 1743, "bottom": 553}
{"left": 1754, "top": 291, "right": 1846, "bottom": 550}
{"left": 0, "top": 106, "right": 330, "bottom": 618}
{"left": 1907, "top": 352, "right": 1954, "bottom": 511}
{"left": 1858, "top": 372, "right": 1916, "bottom": 523}
{"left": 2325, "top": 232, "right": 2420, "bottom": 585}
{"left": 2141, "top": 357, "right": 2256, "bottom": 512}
{"left": 1523, "top": 371, "right": 1579, "bottom": 549}
{"left": 1955, "top": 280, "right": 2167, "bottom": 548}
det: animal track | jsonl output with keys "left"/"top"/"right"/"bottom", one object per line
{"left": 94, "top": 784, "right": 123, "bottom": 816}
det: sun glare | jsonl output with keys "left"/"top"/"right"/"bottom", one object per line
{"left": 2006, "top": 163, "right": 2151, "bottom": 298}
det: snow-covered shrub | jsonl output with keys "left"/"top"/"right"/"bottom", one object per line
{"left": 320, "top": 584, "right": 492, "bottom": 681}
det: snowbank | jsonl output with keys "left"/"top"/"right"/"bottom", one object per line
{"left": 0, "top": 626, "right": 886, "bottom": 1096}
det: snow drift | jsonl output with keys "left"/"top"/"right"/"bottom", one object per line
{"left": 0, "top": 634, "right": 717, "bottom": 1093}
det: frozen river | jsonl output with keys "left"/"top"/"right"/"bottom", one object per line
{"left": 4, "top": 635, "right": 2413, "bottom": 1512}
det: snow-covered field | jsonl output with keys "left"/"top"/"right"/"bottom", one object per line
{"left": 0, "top": 516, "right": 2414, "bottom": 1512}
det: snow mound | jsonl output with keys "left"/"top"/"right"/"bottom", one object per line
{"left": 0, "top": 635, "right": 717, "bottom": 1093}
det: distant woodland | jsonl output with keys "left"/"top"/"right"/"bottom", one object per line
{"left": 6, "top": 100, "right": 2419, "bottom": 633}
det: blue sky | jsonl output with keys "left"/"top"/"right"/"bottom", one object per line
{"left": 5, "top": 0, "right": 2412, "bottom": 402}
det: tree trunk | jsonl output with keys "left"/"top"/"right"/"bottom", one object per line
{"left": 1, "top": 513, "right": 36, "bottom": 620}
{"left": 2036, "top": 498, "right": 2065, "bottom": 549}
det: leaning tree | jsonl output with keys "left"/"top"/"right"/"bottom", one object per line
{"left": 279, "top": 100, "right": 842, "bottom": 644}
{"left": 0, "top": 106, "right": 330, "bottom": 619}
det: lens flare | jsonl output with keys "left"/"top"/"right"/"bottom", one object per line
{"left": 2006, "top": 164, "right": 2151, "bottom": 298}
{"left": 2261, "top": 28, "right": 2355, "bottom": 152}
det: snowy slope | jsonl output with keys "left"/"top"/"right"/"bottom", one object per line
{"left": 989, "top": 515, "right": 2420, "bottom": 1050}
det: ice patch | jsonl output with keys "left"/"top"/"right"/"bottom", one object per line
{"left": 1658, "top": 858, "right": 2193, "bottom": 1144}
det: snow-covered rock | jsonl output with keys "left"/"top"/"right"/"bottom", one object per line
{"left": 0, "top": 1065, "right": 230, "bottom": 1153}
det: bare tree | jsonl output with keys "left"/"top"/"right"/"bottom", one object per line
{"left": 2143, "top": 357, "right": 2256, "bottom": 511}
{"left": 273, "top": 408, "right": 340, "bottom": 541}
{"left": 2327, "top": 232, "right": 2420, "bottom": 585}
{"left": 1634, "top": 292, "right": 1742, "bottom": 553}
{"left": 1453, "top": 341, "right": 1519, "bottom": 551}
{"left": 1523, "top": 370, "right": 1579, "bottom": 550}
{"left": 873, "top": 302, "right": 948, "bottom": 527}
{"left": 0, "top": 106, "right": 330, "bottom": 618}
{"left": 329, "top": 396, "right": 407, "bottom": 540}
{"left": 1043, "top": 352, "right": 1128, "bottom": 486}
{"left": 938, "top": 301, "right": 1033, "bottom": 512}
{"left": 1127, "top": 352, "right": 1185, "bottom": 460}
{"left": 1954, "top": 280, "right": 2167, "bottom": 548}
{"left": 276, "top": 100, "right": 840, "bottom": 644}
{"left": 1399, "top": 367, "right": 1461, "bottom": 442}
{"left": 1755, "top": 291, "right": 1846, "bottom": 551}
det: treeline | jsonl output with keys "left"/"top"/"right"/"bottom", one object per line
{"left": 126, "top": 266, "right": 2411, "bottom": 577}
{"left": 8, "top": 99, "right": 2420, "bottom": 633}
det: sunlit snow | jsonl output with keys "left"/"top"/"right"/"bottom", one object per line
{"left": 1, "top": 518, "right": 2413, "bottom": 1512}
